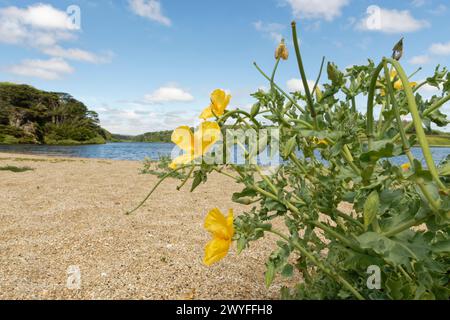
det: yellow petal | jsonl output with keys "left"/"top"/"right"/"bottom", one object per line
{"left": 169, "top": 154, "right": 195, "bottom": 170}
{"left": 194, "top": 121, "right": 221, "bottom": 157}
{"left": 199, "top": 105, "right": 214, "bottom": 120}
{"left": 210, "top": 89, "right": 231, "bottom": 116}
{"left": 226, "top": 209, "right": 234, "bottom": 234}
{"left": 172, "top": 126, "right": 194, "bottom": 152}
{"left": 394, "top": 80, "right": 403, "bottom": 90}
{"left": 410, "top": 82, "right": 418, "bottom": 88}
{"left": 204, "top": 208, "right": 233, "bottom": 240}
{"left": 401, "top": 163, "right": 411, "bottom": 171}
{"left": 203, "top": 237, "right": 231, "bottom": 266}
{"left": 390, "top": 70, "right": 398, "bottom": 80}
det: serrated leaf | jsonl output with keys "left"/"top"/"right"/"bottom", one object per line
{"left": 265, "top": 262, "right": 275, "bottom": 288}
{"left": 364, "top": 191, "right": 380, "bottom": 231}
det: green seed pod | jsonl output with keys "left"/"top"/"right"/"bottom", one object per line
{"left": 283, "top": 135, "right": 297, "bottom": 158}
{"left": 250, "top": 103, "right": 261, "bottom": 118}
{"left": 364, "top": 191, "right": 380, "bottom": 231}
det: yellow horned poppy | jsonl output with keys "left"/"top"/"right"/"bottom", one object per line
{"left": 380, "top": 70, "right": 417, "bottom": 96}
{"left": 169, "top": 122, "right": 221, "bottom": 169}
{"left": 401, "top": 163, "right": 411, "bottom": 172}
{"left": 203, "top": 208, "right": 234, "bottom": 266}
{"left": 200, "top": 89, "right": 231, "bottom": 120}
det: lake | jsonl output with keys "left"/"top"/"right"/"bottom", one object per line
{"left": 0, "top": 143, "right": 448, "bottom": 165}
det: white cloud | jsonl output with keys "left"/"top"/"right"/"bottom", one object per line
{"left": 143, "top": 86, "right": 194, "bottom": 104}
{"left": 357, "top": 6, "right": 430, "bottom": 33}
{"left": 41, "top": 46, "right": 114, "bottom": 64}
{"left": 286, "top": 0, "right": 349, "bottom": 21}
{"left": 0, "top": 4, "right": 76, "bottom": 46}
{"left": 411, "top": 0, "right": 427, "bottom": 7}
{"left": 429, "top": 42, "right": 450, "bottom": 55}
{"left": 408, "top": 55, "right": 430, "bottom": 65}
{"left": 287, "top": 78, "right": 317, "bottom": 92}
{"left": 128, "top": 0, "right": 171, "bottom": 26}
{"left": 253, "top": 21, "right": 285, "bottom": 43}
{"left": 95, "top": 105, "right": 199, "bottom": 135}
{"left": 7, "top": 58, "right": 74, "bottom": 80}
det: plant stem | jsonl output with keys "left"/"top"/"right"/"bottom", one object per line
{"left": 254, "top": 62, "right": 306, "bottom": 113}
{"left": 291, "top": 21, "right": 318, "bottom": 129}
{"left": 385, "top": 58, "right": 446, "bottom": 190}
{"left": 126, "top": 165, "right": 191, "bottom": 215}
{"left": 271, "top": 58, "right": 281, "bottom": 92}
{"left": 177, "top": 165, "right": 195, "bottom": 191}
{"left": 265, "top": 228, "right": 365, "bottom": 300}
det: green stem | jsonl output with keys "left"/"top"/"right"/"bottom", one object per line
{"left": 366, "top": 62, "right": 385, "bottom": 150}
{"left": 254, "top": 62, "right": 306, "bottom": 113}
{"left": 271, "top": 58, "right": 281, "bottom": 91}
{"left": 291, "top": 21, "right": 318, "bottom": 129}
{"left": 265, "top": 229, "right": 365, "bottom": 300}
{"left": 177, "top": 165, "right": 195, "bottom": 191}
{"left": 392, "top": 95, "right": 450, "bottom": 143}
{"left": 385, "top": 58, "right": 446, "bottom": 190}
{"left": 126, "top": 165, "right": 191, "bottom": 215}
{"left": 219, "top": 109, "right": 261, "bottom": 129}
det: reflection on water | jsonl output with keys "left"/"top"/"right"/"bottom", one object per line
{"left": 0, "top": 143, "right": 448, "bottom": 165}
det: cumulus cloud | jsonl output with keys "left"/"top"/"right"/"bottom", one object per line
{"left": 7, "top": 58, "right": 74, "bottom": 80}
{"left": 143, "top": 86, "right": 194, "bottom": 104}
{"left": 357, "top": 6, "right": 430, "bottom": 33}
{"left": 429, "top": 42, "right": 450, "bottom": 55}
{"left": 408, "top": 55, "right": 431, "bottom": 65}
{"left": 287, "top": 78, "right": 317, "bottom": 92}
{"left": 95, "top": 105, "right": 199, "bottom": 135}
{"left": 285, "top": 0, "right": 349, "bottom": 21}
{"left": 41, "top": 46, "right": 115, "bottom": 64}
{"left": 0, "top": 3, "right": 112, "bottom": 79}
{"left": 253, "top": 21, "right": 285, "bottom": 43}
{"left": 128, "top": 0, "right": 171, "bottom": 26}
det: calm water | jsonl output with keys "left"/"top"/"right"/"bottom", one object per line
{"left": 0, "top": 143, "right": 448, "bottom": 165}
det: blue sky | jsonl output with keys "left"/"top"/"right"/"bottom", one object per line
{"left": 0, "top": 0, "right": 449, "bottom": 134}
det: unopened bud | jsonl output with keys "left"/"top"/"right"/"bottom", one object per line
{"left": 275, "top": 39, "right": 289, "bottom": 60}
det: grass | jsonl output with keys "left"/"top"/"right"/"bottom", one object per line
{"left": 0, "top": 165, "right": 34, "bottom": 173}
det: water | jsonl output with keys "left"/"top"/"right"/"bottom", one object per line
{"left": 0, "top": 143, "right": 448, "bottom": 165}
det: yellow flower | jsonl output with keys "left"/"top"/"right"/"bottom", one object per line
{"left": 313, "top": 137, "right": 328, "bottom": 146}
{"left": 275, "top": 39, "right": 289, "bottom": 60}
{"left": 401, "top": 163, "right": 411, "bottom": 172}
{"left": 203, "top": 208, "right": 234, "bottom": 266}
{"left": 200, "top": 89, "right": 231, "bottom": 120}
{"left": 380, "top": 70, "right": 417, "bottom": 96}
{"left": 169, "top": 122, "right": 221, "bottom": 169}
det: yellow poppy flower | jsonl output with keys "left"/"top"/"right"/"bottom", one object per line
{"left": 313, "top": 137, "right": 328, "bottom": 146}
{"left": 401, "top": 163, "right": 411, "bottom": 172}
{"left": 200, "top": 89, "right": 231, "bottom": 120}
{"left": 169, "top": 122, "right": 221, "bottom": 170}
{"left": 203, "top": 208, "right": 234, "bottom": 266}
{"left": 380, "top": 70, "right": 417, "bottom": 96}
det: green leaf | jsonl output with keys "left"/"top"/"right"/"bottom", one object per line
{"left": 283, "top": 135, "right": 297, "bottom": 158}
{"left": 190, "top": 170, "right": 206, "bottom": 192}
{"left": 281, "top": 264, "right": 294, "bottom": 278}
{"left": 364, "top": 191, "right": 380, "bottom": 231}
{"left": 265, "top": 262, "right": 275, "bottom": 288}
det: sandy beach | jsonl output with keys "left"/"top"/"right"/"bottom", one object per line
{"left": 0, "top": 152, "right": 298, "bottom": 300}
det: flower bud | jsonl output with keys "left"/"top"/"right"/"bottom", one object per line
{"left": 275, "top": 39, "right": 289, "bottom": 60}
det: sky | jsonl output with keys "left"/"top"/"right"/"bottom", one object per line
{"left": 0, "top": 0, "right": 449, "bottom": 135}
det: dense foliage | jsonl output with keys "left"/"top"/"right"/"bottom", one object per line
{"left": 131, "top": 23, "right": 450, "bottom": 300}
{"left": 0, "top": 82, "right": 110, "bottom": 145}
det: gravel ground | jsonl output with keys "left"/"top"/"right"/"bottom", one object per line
{"left": 0, "top": 152, "right": 299, "bottom": 300}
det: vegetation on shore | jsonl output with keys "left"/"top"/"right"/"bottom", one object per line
{"left": 0, "top": 83, "right": 111, "bottom": 145}
{"left": 0, "top": 165, "right": 34, "bottom": 172}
